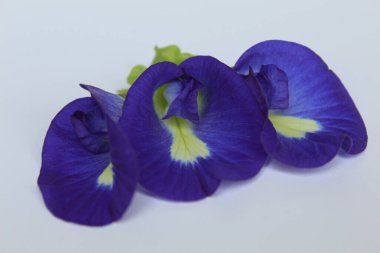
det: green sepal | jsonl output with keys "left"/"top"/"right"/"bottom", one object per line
{"left": 152, "top": 45, "right": 193, "bottom": 65}
{"left": 117, "top": 88, "right": 128, "bottom": 98}
{"left": 127, "top": 64, "right": 147, "bottom": 85}
{"left": 122, "top": 45, "right": 193, "bottom": 94}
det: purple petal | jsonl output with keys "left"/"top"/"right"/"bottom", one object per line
{"left": 241, "top": 68, "right": 270, "bottom": 116}
{"left": 235, "top": 40, "right": 367, "bottom": 167}
{"left": 257, "top": 64, "right": 289, "bottom": 109}
{"left": 121, "top": 57, "right": 267, "bottom": 201}
{"left": 38, "top": 88, "right": 137, "bottom": 225}
{"left": 162, "top": 79, "right": 201, "bottom": 123}
{"left": 71, "top": 110, "right": 109, "bottom": 154}
{"left": 80, "top": 84, "right": 124, "bottom": 122}
{"left": 180, "top": 56, "right": 268, "bottom": 180}
{"left": 121, "top": 62, "right": 219, "bottom": 201}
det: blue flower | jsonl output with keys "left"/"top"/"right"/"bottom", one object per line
{"left": 38, "top": 85, "right": 138, "bottom": 226}
{"left": 235, "top": 40, "right": 367, "bottom": 167}
{"left": 120, "top": 56, "right": 268, "bottom": 201}
{"left": 38, "top": 42, "right": 368, "bottom": 226}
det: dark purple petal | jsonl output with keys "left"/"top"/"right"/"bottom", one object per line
{"left": 120, "top": 62, "right": 219, "bottom": 201}
{"left": 180, "top": 56, "right": 268, "bottom": 180}
{"left": 71, "top": 110, "right": 109, "bottom": 154}
{"left": 121, "top": 57, "right": 267, "bottom": 201}
{"left": 235, "top": 40, "right": 367, "bottom": 167}
{"left": 242, "top": 68, "right": 270, "bottom": 115}
{"left": 257, "top": 64, "right": 289, "bottom": 109}
{"left": 80, "top": 84, "right": 124, "bottom": 122}
{"left": 38, "top": 87, "right": 137, "bottom": 226}
{"left": 162, "top": 79, "right": 201, "bottom": 123}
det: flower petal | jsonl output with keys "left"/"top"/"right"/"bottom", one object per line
{"left": 80, "top": 84, "right": 124, "bottom": 122}
{"left": 127, "top": 64, "right": 148, "bottom": 85}
{"left": 257, "top": 64, "right": 289, "bottom": 109}
{"left": 38, "top": 90, "right": 137, "bottom": 226}
{"left": 242, "top": 69, "right": 270, "bottom": 115}
{"left": 180, "top": 56, "right": 268, "bottom": 180}
{"left": 162, "top": 79, "right": 201, "bottom": 123}
{"left": 235, "top": 40, "right": 367, "bottom": 167}
{"left": 121, "top": 62, "right": 219, "bottom": 201}
{"left": 121, "top": 57, "right": 267, "bottom": 200}
{"left": 71, "top": 110, "right": 109, "bottom": 154}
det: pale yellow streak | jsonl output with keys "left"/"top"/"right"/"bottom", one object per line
{"left": 97, "top": 163, "right": 114, "bottom": 188}
{"left": 165, "top": 117, "right": 210, "bottom": 164}
{"left": 269, "top": 112, "right": 321, "bottom": 138}
{"left": 153, "top": 84, "right": 210, "bottom": 164}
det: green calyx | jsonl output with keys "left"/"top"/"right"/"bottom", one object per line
{"left": 117, "top": 88, "right": 128, "bottom": 97}
{"left": 118, "top": 45, "right": 193, "bottom": 98}
{"left": 151, "top": 45, "right": 193, "bottom": 65}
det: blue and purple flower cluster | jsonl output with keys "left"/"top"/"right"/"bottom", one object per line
{"left": 38, "top": 40, "right": 367, "bottom": 226}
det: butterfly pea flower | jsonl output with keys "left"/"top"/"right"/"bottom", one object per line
{"left": 38, "top": 85, "right": 138, "bottom": 226}
{"left": 120, "top": 56, "right": 267, "bottom": 201}
{"left": 235, "top": 40, "right": 367, "bottom": 168}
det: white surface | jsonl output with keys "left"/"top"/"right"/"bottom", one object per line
{"left": 1, "top": 0, "right": 379, "bottom": 252}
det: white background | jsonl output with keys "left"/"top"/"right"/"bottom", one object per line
{"left": 1, "top": 0, "right": 379, "bottom": 252}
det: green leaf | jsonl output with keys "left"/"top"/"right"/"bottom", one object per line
{"left": 117, "top": 88, "right": 128, "bottom": 98}
{"left": 120, "top": 45, "right": 194, "bottom": 96}
{"left": 152, "top": 45, "right": 193, "bottom": 65}
{"left": 127, "top": 64, "right": 147, "bottom": 85}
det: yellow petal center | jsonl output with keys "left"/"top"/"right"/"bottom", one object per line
{"left": 269, "top": 111, "right": 321, "bottom": 138}
{"left": 153, "top": 84, "right": 210, "bottom": 164}
{"left": 97, "top": 163, "right": 114, "bottom": 188}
